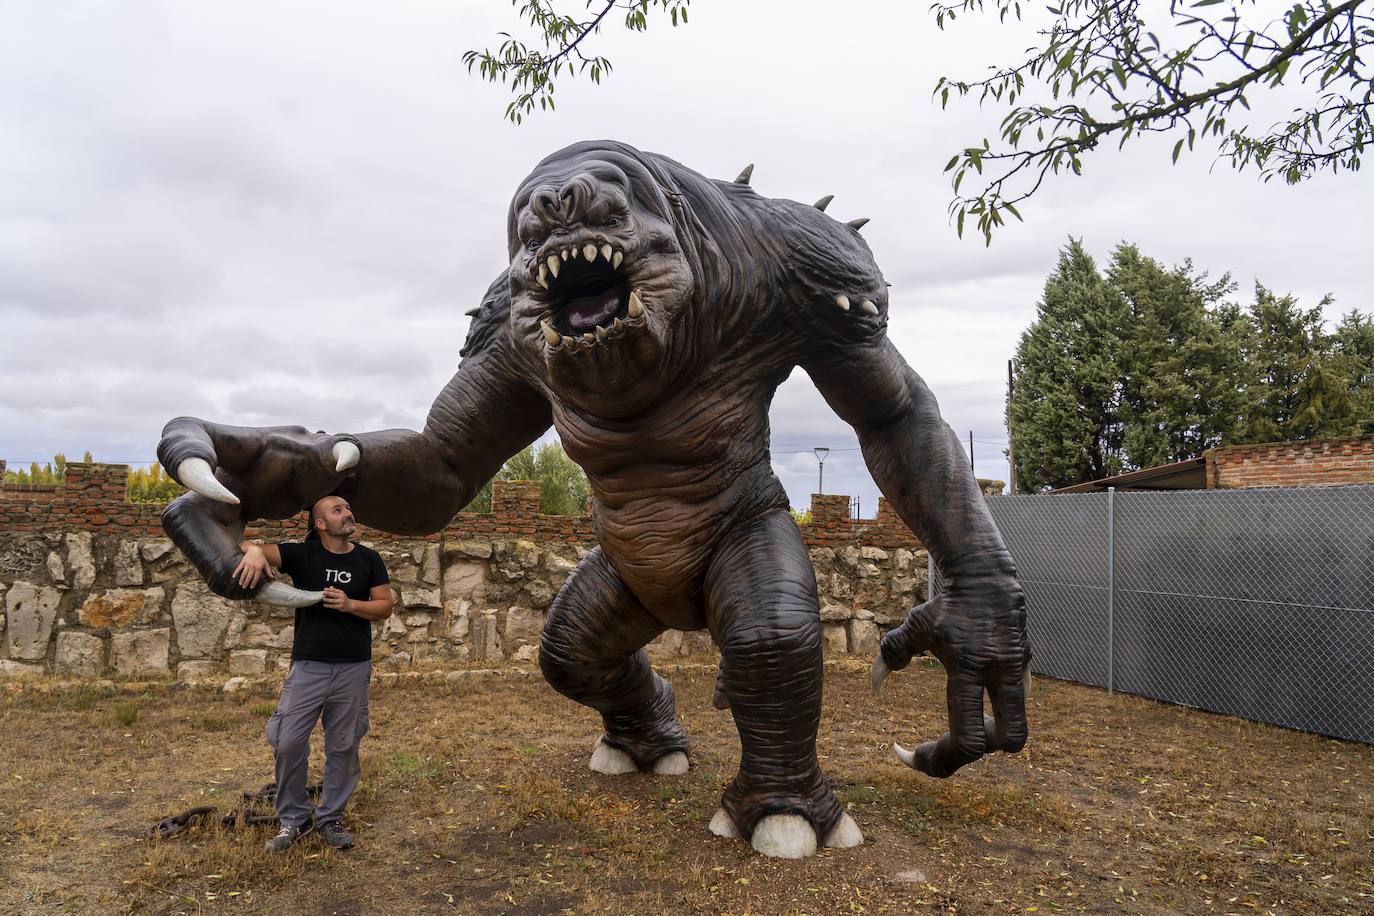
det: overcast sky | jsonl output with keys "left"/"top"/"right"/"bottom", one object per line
{"left": 2, "top": 1, "right": 1369, "bottom": 513}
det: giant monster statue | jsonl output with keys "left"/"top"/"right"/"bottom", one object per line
{"left": 157, "top": 141, "right": 1029, "bottom": 859}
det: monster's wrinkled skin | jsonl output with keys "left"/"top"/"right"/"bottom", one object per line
{"left": 158, "top": 140, "right": 1029, "bottom": 858}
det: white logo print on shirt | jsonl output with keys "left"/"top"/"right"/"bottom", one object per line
{"left": 325, "top": 569, "right": 353, "bottom": 584}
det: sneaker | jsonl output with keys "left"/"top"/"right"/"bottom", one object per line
{"left": 318, "top": 821, "right": 355, "bottom": 849}
{"left": 265, "top": 823, "right": 308, "bottom": 852}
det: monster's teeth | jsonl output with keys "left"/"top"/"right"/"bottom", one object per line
{"left": 612, "top": 318, "right": 625, "bottom": 332}
{"left": 537, "top": 264, "right": 549, "bottom": 289}
{"left": 835, "top": 294, "right": 851, "bottom": 311}
{"left": 561, "top": 335, "right": 577, "bottom": 347}
{"left": 562, "top": 248, "right": 572, "bottom": 261}
{"left": 861, "top": 299, "right": 879, "bottom": 315}
{"left": 541, "top": 321, "right": 560, "bottom": 346}
{"left": 612, "top": 250, "right": 623, "bottom": 269}
{"left": 595, "top": 325, "right": 609, "bottom": 341}
{"left": 581, "top": 332, "right": 595, "bottom": 343}
{"left": 547, "top": 255, "right": 561, "bottom": 278}
{"left": 600, "top": 243, "right": 613, "bottom": 262}
{"left": 583, "top": 243, "right": 598, "bottom": 262}
{"left": 627, "top": 290, "right": 644, "bottom": 318}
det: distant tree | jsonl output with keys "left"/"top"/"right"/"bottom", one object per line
{"left": 4, "top": 453, "right": 72, "bottom": 486}
{"left": 1008, "top": 239, "right": 1130, "bottom": 492}
{"left": 1232, "top": 284, "right": 1359, "bottom": 441}
{"left": 127, "top": 462, "right": 186, "bottom": 504}
{"left": 1010, "top": 242, "right": 1374, "bottom": 490}
{"left": 1108, "top": 245, "right": 1247, "bottom": 468}
{"left": 462, "top": 441, "right": 590, "bottom": 515}
{"left": 1333, "top": 309, "right": 1374, "bottom": 434}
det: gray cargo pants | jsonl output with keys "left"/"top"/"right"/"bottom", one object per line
{"left": 265, "top": 659, "right": 371, "bottom": 829}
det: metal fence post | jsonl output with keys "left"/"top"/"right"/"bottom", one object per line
{"left": 1107, "top": 486, "right": 1115, "bottom": 696}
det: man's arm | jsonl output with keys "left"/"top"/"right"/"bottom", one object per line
{"left": 232, "top": 542, "right": 283, "bottom": 590}
{"left": 322, "top": 584, "right": 395, "bottom": 621}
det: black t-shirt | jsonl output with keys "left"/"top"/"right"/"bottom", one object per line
{"left": 278, "top": 540, "right": 390, "bottom": 663}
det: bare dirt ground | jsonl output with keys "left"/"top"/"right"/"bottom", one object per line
{"left": 1, "top": 658, "right": 1370, "bottom": 915}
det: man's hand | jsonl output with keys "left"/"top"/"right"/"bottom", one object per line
{"left": 322, "top": 587, "right": 351, "bottom": 614}
{"left": 232, "top": 545, "right": 276, "bottom": 590}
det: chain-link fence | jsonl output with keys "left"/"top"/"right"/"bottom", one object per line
{"left": 930, "top": 485, "right": 1374, "bottom": 744}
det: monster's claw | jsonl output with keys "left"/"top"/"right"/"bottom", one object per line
{"left": 708, "top": 809, "right": 861, "bottom": 853}
{"left": 824, "top": 812, "right": 864, "bottom": 849}
{"left": 589, "top": 736, "right": 638, "bottom": 775}
{"left": 178, "top": 458, "right": 240, "bottom": 505}
{"left": 332, "top": 440, "right": 361, "bottom": 473}
{"left": 651, "top": 751, "right": 689, "bottom": 775}
{"left": 893, "top": 742, "right": 918, "bottom": 769}
{"left": 256, "top": 580, "right": 326, "bottom": 608}
{"left": 750, "top": 814, "right": 817, "bottom": 859}
{"left": 870, "top": 657, "right": 890, "bottom": 695}
{"left": 588, "top": 737, "right": 689, "bottom": 775}
{"left": 708, "top": 807, "right": 739, "bottom": 838}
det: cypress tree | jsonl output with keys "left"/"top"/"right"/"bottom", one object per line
{"left": 1008, "top": 239, "right": 1129, "bottom": 492}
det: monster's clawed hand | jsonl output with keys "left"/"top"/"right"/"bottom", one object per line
{"left": 157, "top": 418, "right": 362, "bottom": 605}
{"left": 871, "top": 577, "right": 1030, "bottom": 777}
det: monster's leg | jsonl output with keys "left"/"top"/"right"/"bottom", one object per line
{"left": 539, "top": 547, "right": 689, "bottom": 774}
{"left": 704, "top": 509, "right": 862, "bottom": 858}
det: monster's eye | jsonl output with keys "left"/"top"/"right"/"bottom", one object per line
{"left": 603, "top": 216, "right": 622, "bottom": 228}
{"left": 525, "top": 238, "right": 541, "bottom": 252}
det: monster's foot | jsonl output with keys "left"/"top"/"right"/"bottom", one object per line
{"left": 709, "top": 807, "right": 863, "bottom": 857}
{"left": 588, "top": 737, "right": 689, "bottom": 775}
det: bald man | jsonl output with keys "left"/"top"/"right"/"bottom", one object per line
{"left": 235, "top": 495, "right": 394, "bottom": 852}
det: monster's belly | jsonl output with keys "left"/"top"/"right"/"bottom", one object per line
{"left": 591, "top": 468, "right": 790, "bottom": 629}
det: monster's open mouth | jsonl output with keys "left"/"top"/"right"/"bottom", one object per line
{"left": 559, "top": 273, "right": 628, "bottom": 333}
{"left": 536, "top": 242, "right": 646, "bottom": 347}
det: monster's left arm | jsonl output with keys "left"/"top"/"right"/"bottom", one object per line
{"left": 801, "top": 315, "right": 1029, "bottom": 778}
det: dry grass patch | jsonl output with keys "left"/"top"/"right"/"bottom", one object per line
{"left": 0, "top": 661, "right": 1370, "bottom": 914}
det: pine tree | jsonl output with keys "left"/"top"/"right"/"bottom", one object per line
{"left": 1333, "top": 311, "right": 1374, "bottom": 436}
{"left": 1008, "top": 239, "right": 1129, "bottom": 492}
{"left": 1109, "top": 245, "right": 1246, "bottom": 468}
{"left": 1233, "top": 286, "right": 1358, "bottom": 442}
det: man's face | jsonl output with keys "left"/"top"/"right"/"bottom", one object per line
{"left": 314, "top": 496, "right": 356, "bottom": 538}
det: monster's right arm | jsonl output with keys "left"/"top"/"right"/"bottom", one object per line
{"left": 331, "top": 334, "right": 552, "bottom": 534}
{"left": 158, "top": 276, "right": 552, "bottom": 599}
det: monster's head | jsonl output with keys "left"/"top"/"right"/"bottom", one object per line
{"left": 505, "top": 141, "right": 736, "bottom": 417}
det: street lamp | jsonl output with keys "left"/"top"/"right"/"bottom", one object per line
{"left": 813, "top": 447, "right": 829, "bottom": 494}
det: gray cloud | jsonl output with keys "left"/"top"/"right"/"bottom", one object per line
{"left": 1, "top": 0, "right": 1368, "bottom": 511}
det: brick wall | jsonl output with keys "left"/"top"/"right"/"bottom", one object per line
{"left": 1206, "top": 435, "right": 1374, "bottom": 489}
{"left": 0, "top": 461, "right": 934, "bottom": 550}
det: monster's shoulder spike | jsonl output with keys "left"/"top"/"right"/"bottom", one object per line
{"left": 847, "top": 217, "right": 870, "bottom": 231}
{"left": 459, "top": 274, "right": 512, "bottom": 359}
{"left": 814, "top": 195, "right": 834, "bottom": 212}
{"left": 734, "top": 164, "right": 754, "bottom": 185}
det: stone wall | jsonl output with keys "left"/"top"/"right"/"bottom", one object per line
{"left": 0, "top": 466, "right": 932, "bottom": 680}
{"left": 1206, "top": 435, "right": 1374, "bottom": 489}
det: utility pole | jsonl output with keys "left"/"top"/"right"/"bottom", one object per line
{"left": 1007, "top": 359, "right": 1017, "bottom": 495}
{"left": 969, "top": 431, "right": 975, "bottom": 476}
